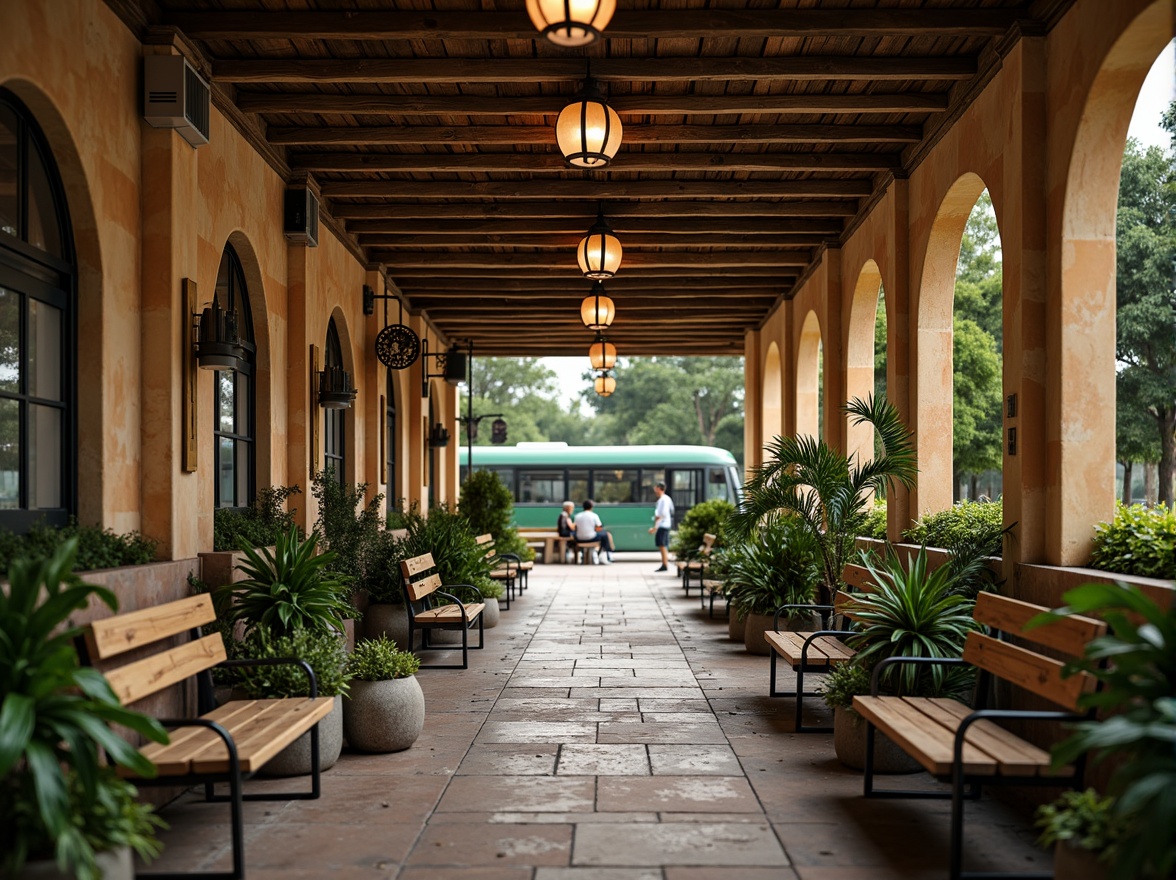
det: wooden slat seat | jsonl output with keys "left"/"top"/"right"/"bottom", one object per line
{"left": 416, "top": 602, "right": 486, "bottom": 624}
{"left": 678, "top": 533, "right": 716, "bottom": 595}
{"left": 400, "top": 551, "right": 485, "bottom": 669}
{"left": 765, "top": 631, "right": 856, "bottom": 668}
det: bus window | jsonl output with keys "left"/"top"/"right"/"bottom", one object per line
{"left": 639, "top": 469, "right": 666, "bottom": 503}
{"left": 594, "top": 468, "right": 638, "bottom": 504}
{"left": 728, "top": 466, "right": 744, "bottom": 502}
{"left": 667, "top": 469, "right": 700, "bottom": 514}
{"left": 568, "top": 469, "right": 589, "bottom": 503}
{"left": 518, "top": 470, "right": 563, "bottom": 503}
{"left": 707, "top": 467, "right": 730, "bottom": 501}
{"left": 489, "top": 468, "right": 515, "bottom": 499}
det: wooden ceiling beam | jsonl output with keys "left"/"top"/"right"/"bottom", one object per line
{"left": 269, "top": 122, "right": 921, "bottom": 146}
{"left": 386, "top": 265, "right": 796, "bottom": 279}
{"left": 380, "top": 250, "right": 811, "bottom": 269}
{"left": 320, "top": 179, "right": 869, "bottom": 200}
{"left": 349, "top": 217, "right": 842, "bottom": 236}
{"left": 334, "top": 200, "right": 853, "bottom": 220}
{"left": 213, "top": 56, "right": 977, "bottom": 85}
{"left": 172, "top": 9, "right": 1020, "bottom": 41}
{"left": 242, "top": 91, "right": 950, "bottom": 117}
{"left": 397, "top": 277, "right": 792, "bottom": 291}
{"left": 291, "top": 150, "right": 900, "bottom": 174}
{"left": 359, "top": 232, "right": 831, "bottom": 249}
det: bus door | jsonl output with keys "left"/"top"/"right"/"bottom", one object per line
{"left": 665, "top": 469, "right": 701, "bottom": 527}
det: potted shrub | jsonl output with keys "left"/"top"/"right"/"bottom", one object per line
{"left": 203, "top": 485, "right": 301, "bottom": 588}
{"left": 0, "top": 520, "right": 157, "bottom": 574}
{"left": 723, "top": 519, "right": 820, "bottom": 654}
{"left": 460, "top": 469, "right": 535, "bottom": 563}
{"left": 0, "top": 540, "right": 170, "bottom": 880}
{"left": 312, "top": 469, "right": 385, "bottom": 588}
{"left": 670, "top": 498, "right": 736, "bottom": 563}
{"left": 342, "top": 636, "right": 424, "bottom": 753}
{"left": 1035, "top": 789, "right": 1123, "bottom": 880}
{"left": 359, "top": 529, "right": 412, "bottom": 648}
{"left": 1087, "top": 502, "right": 1176, "bottom": 581}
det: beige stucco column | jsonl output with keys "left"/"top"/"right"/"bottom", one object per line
{"left": 887, "top": 177, "right": 913, "bottom": 539}
{"left": 285, "top": 242, "right": 314, "bottom": 533}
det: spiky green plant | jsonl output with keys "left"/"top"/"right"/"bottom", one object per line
{"left": 730, "top": 395, "right": 917, "bottom": 603}
{"left": 723, "top": 518, "right": 820, "bottom": 618}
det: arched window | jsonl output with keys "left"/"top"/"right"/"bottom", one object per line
{"left": 0, "top": 90, "right": 75, "bottom": 531}
{"left": 386, "top": 369, "right": 396, "bottom": 501}
{"left": 323, "top": 319, "right": 346, "bottom": 486}
{"left": 212, "top": 245, "right": 255, "bottom": 509}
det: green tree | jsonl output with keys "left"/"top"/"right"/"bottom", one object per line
{"left": 462, "top": 357, "right": 591, "bottom": 447}
{"left": 1116, "top": 130, "right": 1176, "bottom": 506}
{"left": 952, "top": 317, "right": 1003, "bottom": 488}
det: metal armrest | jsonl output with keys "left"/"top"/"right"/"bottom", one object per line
{"left": 952, "top": 709, "right": 1083, "bottom": 765}
{"left": 219, "top": 657, "right": 319, "bottom": 698}
{"left": 435, "top": 588, "right": 482, "bottom": 620}
{"left": 799, "top": 629, "right": 857, "bottom": 662}
{"left": 773, "top": 603, "right": 834, "bottom": 629}
{"left": 869, "top": 655, "right": 967, "bottom": 697}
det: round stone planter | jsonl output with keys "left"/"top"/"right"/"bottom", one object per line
{"left": 343, "top": 676, "right": 425, "bottom": 753}
{"left": 260, "top": 694, "right": 343, "bottom": 777}
{"left": 742, "top": 612, "right": 776, "bottom": 655}
{"left": 728, "top": 608, "right": 747, "bottom": 642}
{"left": 362, "top": 602, "right": 411, "bottom": 651}
{"left": 833, "top": 705, "right": 922, "bottom": 774}
{"left": 1053, "top": 841, "right": 1109, "bottom": 880}
{"left": 429, "top": 627, "right": 464, "bottom": 645}
{"left": 19, "top": 846, "right": 132, "bottom": 879}
{"left": 482, "top": 597, "right": 501, "bottom": 629}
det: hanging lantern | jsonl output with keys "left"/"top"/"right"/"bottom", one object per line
{"left": 579, "top": 282, "right": 615, "bottom": 330}
{"left": 527, "top": 0, "right": 616, "bottom": 47}
{"left": 556, "top": 77, "right": 622, "bottom": 169}
{"left": 588, "top": 337, "right": 617, "bottom": 371}
{"left": 594, "top": 372, "right": 616, "bottom": 397}
{"left": 577, "top": 209, "right": 622, "bottom": 279}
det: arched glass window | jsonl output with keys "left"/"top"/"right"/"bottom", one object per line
{"left": 0, "top": 90, "right": 75, "bottom": 531}
{"left": 386, "top": 369, "right": 396, "bottom": 501}
{"left": 324, "top": 319, "right": 346, "bottom": 486}
{"left": 212, "top": 245, "right": 255, "bottom": 509}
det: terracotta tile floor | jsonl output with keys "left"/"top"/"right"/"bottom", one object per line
{"left": 143, "top": 557, "right": 1052, "bottom": 879}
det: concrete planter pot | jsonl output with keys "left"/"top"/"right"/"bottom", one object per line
{"left": 260, "top": 694, "right": 343, "bottom": 777}
{"left": 727, "top": 608, "right": 747, "bottom": 641}
{"left": 833, "top": 706, "right": 922, "bottom": 774}
{"left": 742, "top": 612, "right": 776, "bottom": 655}
{"left": 1053, "top": 841, "right": 1109, "bottom": 880}
{"left": 362, "top": 602, "right": 412, "bottom": 650}
{"left": 482, "top": 597, "right": 501, "bottom": 628}
{"left": 198, "top": 546, "right": 276, "bottom": 590}
{"left": 343, "top": 676, "right": 425, "bottom": 753}
{"left": 18, "top": 846, "right": 133, "bottom": 879}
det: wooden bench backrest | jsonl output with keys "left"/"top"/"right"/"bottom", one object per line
{"left": 400, "top": 552, "right": 444, "bottom": 602}
{"left": 475, "top": 532, "right": 501, "bottom": 563}
{"left": 963, "top": 592, "right": 1105, "bottom": 712}
{"left": 700, "top": 533, "right": 717, "bottom": 557}
{"left": 84, "top": 594, "right": 227, "bottom": 707}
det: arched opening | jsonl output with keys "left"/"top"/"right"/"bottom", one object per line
{"left": 796, "top": 311, "right": 823, "bottom": 440}
{"left": 761, "top": 341, "right": 782, "bottom": 449}
{"left": 224, "top": 231, "right": 272, "bottom": 495}
{"left": 323, "top": 317, "right": 348, "bottom": 487}
{"left": 212, "top": 244, "right": 255, "bottom": 510}
{"left": 846, "top": 260, "right": 884, "bottom": 465}
{"left": 0, "top": 88, "right": 76, "bottom": 532}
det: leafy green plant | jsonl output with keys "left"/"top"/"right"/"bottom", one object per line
{"left": 346, "top": 636, "right": 420, "bottom": 681}
{"left": 1030, "top": 583, "right": 1176, "bottom": 880}
{"left": 235, "top": 628, "right": 351, "bottom": 699}
{"left": 1089, "top": 502, "right": 1176, "bottom": 580}
{"left": 222, "top": 526, "right": 355, "bottom": 638}
{"left": 401, "top": 506, "right": 496, "bottom": 594}
{"left": 820, "top": 660, "right": 872, "bottom": 711}
{"left": 213, "top": 484, "right": 302, "bottom": 551}
{"left": 670, "top": 498, "right": 735, "bottom": 559}
{"left": 312, "top": 468, "right": 385, "bottom": 584}
{"left": 860, "top": 501, "right": 888, "bottom": 540}
{"left": 723, "top": 518, "right": 820, "bottom": 618}
{"left": 0, "top": 519, "right": 157, "bottom": 573}
{"left": 903, "top": 498, "right": 1006, "bottom": 558}
{"left": 845, "top": 547, "right": 978, "bottom": 696}
{"left": 1034, "top": 789, "right": 1125, "bottom": 861}
{"left": 0, "top": 539, "right": 170, "bottom": 879}
{"left": 362, "top": 529, "right": 407, "bottom": 605}
{"left": 459, "top": 470, "right": 534, "bottom": 562}
{"left": 732, "top": 395, "right": 917, "bottom": 605}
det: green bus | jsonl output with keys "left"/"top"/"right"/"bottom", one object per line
{"left": 460, "top": 443, "right": 742, "bottom": 551}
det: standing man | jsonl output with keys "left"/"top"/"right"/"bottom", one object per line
{"left": 648, "top": 481, "right": 674, "bottom": 572}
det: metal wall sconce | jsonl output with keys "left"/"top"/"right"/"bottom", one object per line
{"left": 318, "top": 364, "right": 356, "bottom": 409}
{"left": 420, "top": 339, "right": 470, "bottom": 397}
{"left": 428, "top": 422, "right": 451, "bottom": 447}
{"left": 193, "top": 293, "right": 246, "bottom": 371}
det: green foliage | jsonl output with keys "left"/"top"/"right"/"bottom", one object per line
{"left": 0, "top": 539, "right": 169, "bottom": 879}
{"left": 459, "top": 470, "right": 534, "bottom": 562}
{"left": 370, "top": 506, "right": 495, "bottom": 604}
{"left": 670, "top": 498, "right": 735, "bottom": 559}
{"left": 903, "top": 498, "right": 1006, "bottom": 558}
{"left": 362, "top": 529, "right": 408, "bottom": 605}
{"left": 845, "top": 548, "right": 979, "bottom": 696}
{"left": 952, "top": 316, "right": 1003, "bottom": 478}
{"left": 222, "top": 526, "right": 355, "bottom": 638}
{"left": 1034, "top": 789, "right": 1124, "bottom": 859}
{"left": 236, "top": 628, "right": 351, "bottom": 699}
{"left": 1030, "top": 583, "right": 1176, "bottom": 880}
{"left": 0, "top": 519, "right": 157, "bottom": 573}
{"left": 723, "top": 519, "right": 820, "bottom": 618}
{"left": 312, "top": 469, "right": 384, "bottom": 584}
{"left": 860, "top": 501, "right": 888, "bottom": 540}
{"left": 732, "top": 395, "right": 917, "bottom": 603}
{"left": 345, "top": 636, "right": 420, "bottom": 681}
{"left": 820, "top": 661, "right": 872, "bottom": 711}
{"left": 1089, "top": 502, "right": 1176, "bottom": 580}
{"left": 213, "top": 484, "right": 301, "bottom": 551}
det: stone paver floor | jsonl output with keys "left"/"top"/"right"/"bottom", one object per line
{"left": 144, "top": 558, "right": 1051, "bottom": 879}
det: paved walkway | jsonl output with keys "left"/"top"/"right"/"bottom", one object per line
{"left": 147, "top": 558, "right": 1048, "bottom": 879}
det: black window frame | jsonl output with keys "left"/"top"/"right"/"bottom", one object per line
{"left": 212, "top": 244, "right": 256, "bottom": 510}
{"left": 323, "top": 318, "right": 346, "bottom": 487}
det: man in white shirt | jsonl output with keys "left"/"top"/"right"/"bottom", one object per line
{"left": 573, "top": 499, "right": 614, "bottom": 564}
{"left": 648, "top": 481, "right": 674, "bottom": 572}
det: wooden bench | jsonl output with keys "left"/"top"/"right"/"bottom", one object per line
{"left": 676, "top": 532, "right": 716, "bottom": 596}
{"left": 475, "top": 533, "right": 528, "bottom": 607}
{"left": 79, "top": 594, "right": 334, "bottom": 880}
{"left": 400, "top": 551, "right": 485, "bottom": 669}
{"left": 852, "top": 591, "right": 1105, "bottom": 880}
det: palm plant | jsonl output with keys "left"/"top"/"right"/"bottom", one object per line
{"left": 223, "top": 525, "right": 355, "bottom": 637}
{"left": 731, "top": 395, "right": 917, "bottom": 604}
{"left": 724, "top": 518, "right": 820, "bottom": 619}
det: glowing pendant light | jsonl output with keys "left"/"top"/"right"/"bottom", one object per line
{"left": 577, "top": 208, "right": 622, "bottom": 279}
{"left": 580, "top": 281, "right": 615, "bottom": 330}
{"left": 556, "top": 76, "right": 622, "bottom": 169}
{"left": 594, "top": 371, "right": 617, "bottom": 397}
{"left": 588, "top": 335, "right": 617, "bottom": 371}
{"left": 526, "top": 0, "right": 616, "bottom": 47}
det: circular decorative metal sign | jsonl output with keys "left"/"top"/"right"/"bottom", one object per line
{"left": 375, "top": 324, "right": 420, "bottom": 370}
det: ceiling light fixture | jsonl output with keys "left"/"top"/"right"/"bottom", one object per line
{"left": 556, "top": 73, "right": 622, "bottom": 169}
{"left": 580, "top": 281, "right": 616, "bottom": 330}
{"left": 588, "top": 335, "right": 617, "bottom": 371}
{"left": 594, "top": 371, "right": 617, "bottom": 397}
{"left": 526, "top": 0, "right": 616, "bottom": 47}
{"left": 577, "top": 207, "right": 622, "bottom": 279}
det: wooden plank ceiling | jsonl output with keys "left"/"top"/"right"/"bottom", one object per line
{"left": 122, "top": 0, "right": 1055, "bottom": 356}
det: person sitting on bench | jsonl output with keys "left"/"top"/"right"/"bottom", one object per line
{"left": 574, "top": 499, "right": 615, "bottom": 564}
{"left": 557, "top": 501, "right": 576, "bottom": 562}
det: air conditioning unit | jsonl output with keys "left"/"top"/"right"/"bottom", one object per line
{"left": 143, "top": 55, "right": 210, "bottom": 147}
{"left": 284, "top": 187, "right": 320, "bottom": 247}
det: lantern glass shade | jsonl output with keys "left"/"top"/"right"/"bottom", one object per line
{"left": 589, "top": 340, "right": 617, "bottom": 371}
{"left": 556, "top": 90, "right": 623, "bottom": 169}
{"left": 594, "top": 374, "right": 617, "bottom": 397}
{"left": 580, "top": 288, "right": 615, "bottom": 330}
{"left": 577, "top": 229, "right": 622, "bottom": 279}
{"left": 526, "top": 0, "right": 616, "bottom": 47}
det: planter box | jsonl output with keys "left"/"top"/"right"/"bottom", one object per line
{"left": 1017, "top": 562, "right": 1174, "bottom": 610}
{"left": 198, "top": 546, "right": 276, "bottom": 590}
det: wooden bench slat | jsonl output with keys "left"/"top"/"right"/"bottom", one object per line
{"left": 962, "top": 632, "right": 1094, "bottom": 712}
{"left": 401, "top": 552, "right": 436, "bottom": 578}
{"left": 135, "top": 700, "right": 291, "bottom": 775}
{"left": 87, "top": 594, "right": 216, "bottom": 660}
{"left": 766, "top": 631, "right": 830, "bottom": 666}
{"left": 416, "top": 603, "right": 485, "bottom": 623}
{"left": 194, "top": 697, "right": 336, "bottom": 773}
{"left": 104, "top": 633, "right": 226, "bottom": 706}
{"left": 973, "top": 592, "right": 1105, "bottom": 656}
{"left": 841, "top": 563, "right": 875, "bottom": 591}
{"left": 853, "top": 695, "right": 997, "bottom": 776}
{"left": 405, "top": 571, "right": 443, "bottom": 602}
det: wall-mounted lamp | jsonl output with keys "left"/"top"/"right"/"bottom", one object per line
{"left": 193, "top": 294, "right": 247, "bottom": 371}
{"left": 421, "top": 339, "right": 470, "bottom": 397}
{"left": 318, "top": 364, "right": 356, "bottom": 409}
{"left": 428, "top": 422, "right": 451, "bottom": 448}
